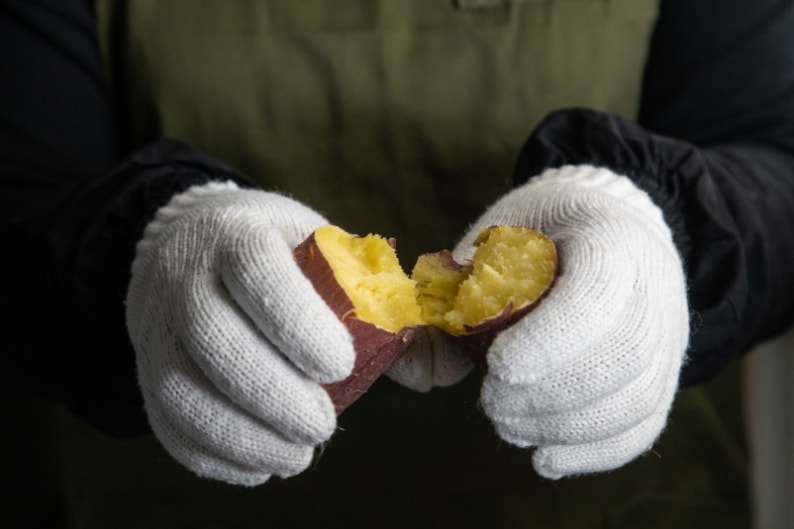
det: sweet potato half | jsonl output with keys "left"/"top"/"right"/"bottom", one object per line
{"left": 294, "top": 224, "right": 557, "bottom": 413}
{"left": 293, "top": 226, "right": 424, "bottom": 413}
{"left": 412, "top": 225, "right": 558, "bottom": 368}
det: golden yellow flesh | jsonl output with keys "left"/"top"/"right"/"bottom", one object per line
{"left": 411, "top": 253, "right": 471, "bottom": 329}
{"left": 414, "top": 226, "right": 557, "bottom": 335}
{"left": 313, "top": 225, "right": 423, "bottom": 332}
{"left": 313, "top": 224, "right": 555, "bottom": 336}
{"left": 447, "top": 226, "right": 556, "bottom": 332}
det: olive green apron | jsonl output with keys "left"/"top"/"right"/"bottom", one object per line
{"left": 97, "top": 0, "right": 657, "bottom": 266}
{"left": 50, "top": 1, "right": 750, "bottom": 527}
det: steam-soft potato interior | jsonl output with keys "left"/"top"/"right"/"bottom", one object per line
{"left": 410, "top": 251, "right": 471, "bottom": 330}
{"left": 312, "top": 225, "right": 423, "bottom": 333}
{"left": 412, "top": 226, "right": 557, "bottom": 335}
{"left": 312, "top": 224, "right": 556, "bottom": 336}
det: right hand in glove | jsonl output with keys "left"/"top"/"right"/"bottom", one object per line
{"left": 388, "top": 165, "right": 690, "bottom": 478}
{"left": 126, "top": 181, "right": 355, "bottom": 486}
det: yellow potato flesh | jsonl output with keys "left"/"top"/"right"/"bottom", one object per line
{"left": 446, "top": 226, "right": 556, "bottom": 332}
{"left": 411, "top": 252, "right": 470, "bottom": 329}
{"left": 312, "top": 224, "right": 556, "bottom": 337}
{"left": 413, "top": 226, "right": 557, "bottom": 335}
{"left": 313, "top": 225, "right": 423, "bottom": 333}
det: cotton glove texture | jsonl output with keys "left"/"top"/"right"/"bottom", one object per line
{"left": 460, "top": 165, "right": 689, "bottom": 479}
{"left": 126, "top": 181, "right": 355, "bottom": 486}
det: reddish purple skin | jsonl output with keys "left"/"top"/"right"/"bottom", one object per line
{"left": 294, "top": 227, "right": 559, "bottom": 411}
{"left": 325, "top": 322, "right": 419, "bottom": 414}
{"left": 294, "top": 233, "right": 418, "bottom": 414}
{"left": 455, "top": 290, "right": 551, "bottom": 371}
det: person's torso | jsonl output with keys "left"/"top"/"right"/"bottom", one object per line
{"left": 85, "top": 3, "right": 749, "bottom": 527}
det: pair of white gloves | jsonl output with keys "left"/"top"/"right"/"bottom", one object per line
{"left": 126, "top": 165, "right": 689, "bottom": 486}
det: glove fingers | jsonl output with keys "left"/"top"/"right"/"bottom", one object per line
{"left": 482, "top": 317, "right": 649, "bottom": 417}
{"left": 461, "top": 168, "right": 689, "bottom": 478}
{"left": 384, "top": 327, "right": 472, "bottom": 392}
{"left": 458, "top": 172, "right": 681, "bottom": 386}
{"left": 531, "top": 398, "right": 671, "bottom": 479}
{"left": 220, "top": 223, "right": 355, "bottom": 383}
{"left": 176, "top": 269, "right": 338, "bottom": 444}
{"left": 138, "top": 340, "right": 316, "bottom": 479}
{"left": 143, "top": 396, "right": 273, "bottom": 487}
{"left": 486, "top": 227, "right": 638, "bottom": 384}
{"left": 484, "top": 243, "right": 685, "bottom": 415}
{"left": 483, "top": 320, "right": 683, "bottom": 446}
{"left": 487, "top": 198, "right": 689, "bottom": 385}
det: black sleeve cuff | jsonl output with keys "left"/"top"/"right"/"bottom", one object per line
{"left": 515, "top": 108, "right": 794, "bottom": 387}
{"left": 4, "top": 138, "right": 253, "bottom": 438}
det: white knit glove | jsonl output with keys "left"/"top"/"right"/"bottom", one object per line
{"left": 126, "top": 181, "right": 355, "bottom": 486}
{"left": 393, "top": 165, "right": 689, "bottom": 478}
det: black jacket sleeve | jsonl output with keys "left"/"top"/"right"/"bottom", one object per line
{"left": 0, "top": 1, "right": 252, "bottom": 437}
{"left": 515, "top": 0, "right": 794, "bottom": 386}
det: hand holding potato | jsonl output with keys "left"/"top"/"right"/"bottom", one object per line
{"left": 390, "top": 165, "right": 689, "bottom": 478}
{"left": 457, "top": 165, "right": 690, "bottom": 478}
{"left": 125, "top": 182, "right": 355, "bottom": 486}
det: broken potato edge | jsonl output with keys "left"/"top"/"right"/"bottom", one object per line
{"left": 293, "top": 224, "right": 557, "bottom": 413}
